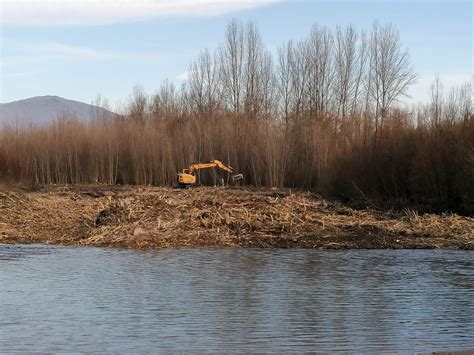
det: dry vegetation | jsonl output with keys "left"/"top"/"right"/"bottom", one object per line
{"left": 0, "top": 18, "right": 472, "bottom": 254}
{"left": 0, "top": 185, "right": 472, "bottom": 249}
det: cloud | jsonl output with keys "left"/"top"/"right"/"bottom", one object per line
{"left": 0, "top": 42, "right": 114, "bottom": 69}
{"left": 176, "top": 70, "right": 190, "bottom": 81}
{"left": 2, "top": 71, "right": 39, "bottom": 79}
{"left": 1, "top": 0, "right": 280, "bottom": 27}
{"left": 28, "top": 42, "right": 110, "bottom": 59}
{"left": 406, "top": 72, "right": 473, "bottom": 103}
{"left": 0, "top": 41, "right": 164, "bottom": 68}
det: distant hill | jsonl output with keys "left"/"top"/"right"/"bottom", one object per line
{"left": 0, "top": 96, "right": 117, "bottom": 125}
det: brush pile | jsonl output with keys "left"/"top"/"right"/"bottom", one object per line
{"left": 0, "top": 185, "right": 473, "bottom": 249}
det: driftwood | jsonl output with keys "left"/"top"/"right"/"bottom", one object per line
{"left": 0, "top": 185, "right": 473, "bottom": 249}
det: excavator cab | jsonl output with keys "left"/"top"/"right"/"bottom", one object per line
{"left": 177, "top": 169, "right": 196, "bottom": 187}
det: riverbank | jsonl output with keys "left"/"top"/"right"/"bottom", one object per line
{"left": 0, "top": 185, "right": 472, "bottom": 249}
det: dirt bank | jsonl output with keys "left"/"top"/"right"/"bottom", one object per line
{"left": 0, "top": 185, "right": 472, "bottom": 249}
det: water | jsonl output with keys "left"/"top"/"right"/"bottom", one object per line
{"left": 0, "top": 245, "right": 473, "bottom": 353}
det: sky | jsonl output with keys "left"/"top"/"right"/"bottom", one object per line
{"left": 0, "top": 0, "right": 472, "bottom": 108}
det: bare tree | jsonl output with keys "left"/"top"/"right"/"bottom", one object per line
{"left": 334, "top": 25, "right": 358, "bottom": 119}
{"left": 368, "top": 22, "right": 418, "bottom": 131}
{"left": 351, "top": 30, "right": 369, "bottom": 115}
{"left": 244, "top": 21, "right": 262, "bottom": 117}
{"left": 306, "top": 25, "right": 334, "bottom": 117}
{"left": 290, "top": 40, "right": 310, "bottom": 118}
{"left": 443, "top": 81, "right": 473, "bottom": 124}
{"left": 129, "top": 85, "right": 148, "bottom": 124}
{"left": 151, "top": 80, "right": 180, "bottom": 119}
{"left": 218, "top": 19, "right": 245, "bottom": 113}
{"left": 430, "top": 75, "right": 444, "bottom": 126}
{"left": 259, "top": 49, "right": 277, "bottom": 117}
{"left": 457, "top": 81, "right": 472, "bottom": 122}
{"left": 242, "top": 22, "right": 276, "bottom": 118}
{"left": 188, "top": 49, "right": 220, "bottom": 116}
{"left": 277, "top": 41, "right": 294, "bottom": 124}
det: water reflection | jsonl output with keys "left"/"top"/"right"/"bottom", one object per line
{"left": 0, "top": 245, "right": 473, "bottom": 352}
{"left": 0, "top": 244, "right": 55, "bottom": 262}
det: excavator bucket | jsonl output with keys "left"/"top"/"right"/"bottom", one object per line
{"left": 232, "top": 174, "right": 244, "bottom": 182}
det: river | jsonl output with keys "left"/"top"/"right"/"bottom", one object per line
{"left": 0, "top": 245, "right": 473, "bottom": 352}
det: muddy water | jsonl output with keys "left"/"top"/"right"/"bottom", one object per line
{"left": 0, "top": 245, "right": 473, "bottom": 352}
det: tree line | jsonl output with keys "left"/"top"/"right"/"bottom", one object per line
{"left": 0, "top": 20, "right": 472, "bottom": 214}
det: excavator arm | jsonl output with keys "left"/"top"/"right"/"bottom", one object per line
{"left": 189, "top": 160, "right": 233, "bottom": 174}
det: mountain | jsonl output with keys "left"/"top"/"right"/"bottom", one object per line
{"left": 0, "top": 96, "right": 117, "bottom": 125}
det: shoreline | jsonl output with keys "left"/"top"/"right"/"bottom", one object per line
{"left": 1, "top": 185, "right": 473, "bottom": 250}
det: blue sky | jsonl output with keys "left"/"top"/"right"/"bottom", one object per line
{"left": 1, "top": 0, "right": 472, "bottom": 108}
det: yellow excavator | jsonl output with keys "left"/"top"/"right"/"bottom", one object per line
{"left": 177, "top": 160, "right": 243, "bottom": 187}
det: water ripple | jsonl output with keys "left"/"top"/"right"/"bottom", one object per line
{"left": 0, "top": 245, "right": 473, "bottom": 352}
